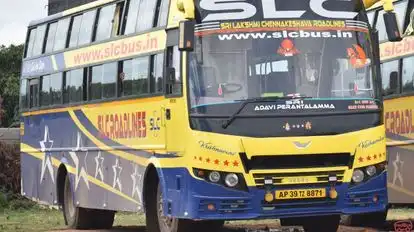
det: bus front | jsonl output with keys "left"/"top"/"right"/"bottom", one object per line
{"left": 166, "top": 0, "right": 388, "bottom": 231}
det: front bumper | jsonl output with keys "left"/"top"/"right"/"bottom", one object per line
{"left": 159, "top": 168, "right": 387, "bottom": 220}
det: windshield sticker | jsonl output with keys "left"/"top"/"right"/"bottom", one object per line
{"left": 198, "top": 141, "right": 236, "bottom": 156}
{"left": 198, "top": 0, "right": 359, "bottom": 22}
{"left": 277, "top": 39, "right": 300, "bottom": 56}
{"left": 283, "top": 122, "right": 312, "bottom": 131}
{"left": 195, "top": 20, "right": 368, "bottom": 37}
{"left": 347, "top": 44, "right": 371, "bottom": 68}
{"left": 348, "top": 100, "right": 379, "bottom": 110}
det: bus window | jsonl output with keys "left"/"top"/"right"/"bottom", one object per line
{"left": 41, "top": 75, "right": 51, "bottom": 107}
{"left": 124, "top": 0, "right": 140, "bottom": 35}
{"left": 95, "top": 4, "right": 116, "bottom": 42}
{"left": 20, "top": 79, "right": 28, "bottom": 109}
{"left": 402, "top": 56, "right": 414, "bottom": 93}
{"left": 112, "top": 2, "right": 125, "bottom": 37}
{"left": 89, "top": 65, "right": 104, "bottom": 100}
{"left": 25, "top": 28, "right": 37, "bottom": 58}
{"left": 119, "top": 56, "right": 150, "bottom": 96}
{"left": 29, "top": 79, "right": 39, "bottom": 108}
{"left": 53, "top": 18, "right": 70, "bottom": 51}
{"left": 68, "top": 15, "right": 82, "bottom": 48}
{"left": 50, "top": 73, "right": 63, "bottom": 105}
{"left": 65, "top": 69, "right": 85, "bottom": 103}
{"left": 78, "top": 10, "right": 97, "bottom": 46}
{"left": 151, "top": 53, "right": 164, "bottom": 94}
{"left": 166, "top": 46, "right": 182, "bottom": 95}
{"left": 45, "top": 22, "right": 58, "bottom": 53}
{"left": 32, "top": 24, "right": 47, "bottom": 56}
{"left": 367, "top": 11, "right": 375, "bottom": 27}
{"left": 102, "top": 62, "right": 117, "bottom": 99}
{"left": 156, "top": 0, "right": 169, "bottom": 27}
{"left": 136, "top": 0, "right": 157, "bottom": 32}
{"left": 381, "top": 60, "right": 400, "bottom": 96}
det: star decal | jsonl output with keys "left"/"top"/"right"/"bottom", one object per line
{"left": 112, "top": 158, "right": 123, "bottom": 191}
{"left": 69, "top": 151, "right": 90, "bottom": 190}
{"left": 94, "top": 151, "right": 104, "bottom": 181}
{"left": 373, "top": 154, "right": 377, "bottom": 160}
{"left": 358, "top": 157, "right": 364, "bottom": 163}
{"left": 233, "top": 161, "right": 239, "bottom": 167}
{"left": 131, "top": 164, "right": 142, "bottom": 203}
{"left": 367, "top": 155, "right": 372, "bottom": 161}
{"left": 214, "top": 159, "right": 219, "bottom": 165}
{"left": 206, "top": 158, "right": 210, "bottom": 163}
{"left": 224, "top": 160, "right": 229, "bottom": 166}
{"left": 39, "top": 125, "right": 55, "bottom": 183}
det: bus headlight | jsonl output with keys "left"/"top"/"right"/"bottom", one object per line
{"left": 225, "top": 173, "right": 239, "bottom": 187}
{"left": 352, "top": 169, "right": 365, "bottom": 183}
{"left": 366, "top": 165, "right": 377, "bottom": 177}
{"left": 209, "top": 171, "right": 221, "bottom": 183}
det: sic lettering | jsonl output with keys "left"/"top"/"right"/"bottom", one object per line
{"left": 200, "top": 0, "right": 359, "bottom": 22}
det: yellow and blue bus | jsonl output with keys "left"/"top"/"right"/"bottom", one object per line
{"left": 19, "top": 0, "right": 401, "bottom": 231}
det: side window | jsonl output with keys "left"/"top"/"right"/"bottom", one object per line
{"left": 41, "top": 75, "right": 51, "bottom": 107}
{"left": 151, "top": 53, "right": 164, "bottom": 94}
{"left": 29, "top": 79, "right": 39, "bottom": 108}
{"left": 32, "top": 24, "right": 47, "bottom": 56}
{"left": 78, "top": 10, "right": 97, "bottom": 46}
{"left": 102, "top": 62, "right": 117, "bottom": 99}
{"left": 68, "top": 15, "right": 82, "bottom": 48}
{"left": 20, "top": 79, "right": 28, "bottom": 109}
{"left": 95, "top": 4, "right": 116, "bottom": 42}
{"left": 25, "top": 28, "right": 37, "bottom": 58}
{"left": 120, "top": 56, "right": 149, "bottom": 96}
{"left": 50, "top": 73, "right": 63, "bottom": 105}
{"left": 166, "top": 46, "right": 182, "bottom": 95}
{"left": 402, "top": 56, "right": 414, "bottom": 93}
{"left": 156, "top": 0, "right": 169, "bottom": 27}
{"left": 381, "top": 60, "right": 400, "bottom": 96}
{"left": 45, "top": 22, "right": 58, "bottom": 53}
{"left": 124, "top": 0, "right": 140, "bottom": 35}
{"left": 54, "top": 18, "right": 70, "bottom": 51}
{"left": 136, "top": 0, "right": 157, "bottom": 32}
{"left": 89, "top": 65, "right": 104, "bottom": 100}
{"left": 367, "top": 11, "right": 375, "bottom": 27}
{"left": 66, "top": 69, "right": 85, "bottom": 103}
{"left": 112, "top": 2, "right": 125, "bottom": 37}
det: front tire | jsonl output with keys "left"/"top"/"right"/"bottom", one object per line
{"left": 62, "top": 174, "right": 115, "bottom": 229}
{"left": 146, "top": 180, "right": 221, "bottom": 232}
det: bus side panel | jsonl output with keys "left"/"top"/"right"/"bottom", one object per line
{"left": 384, "top": 96, "right": 414, "bottom": 204}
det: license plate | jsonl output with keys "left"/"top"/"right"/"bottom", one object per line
{"left": 275, "top": 188, "right": 326, "bottom": 200}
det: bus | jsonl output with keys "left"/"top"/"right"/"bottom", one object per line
{"left": 18, "top": 0, "right": 401, "bottom": 231}
{"left": 341, "top": 0, "right": 414, "bottom": 227}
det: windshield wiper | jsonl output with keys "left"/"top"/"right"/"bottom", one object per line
{"left": 221, "top": 96, "right": 310, "bottom": 129}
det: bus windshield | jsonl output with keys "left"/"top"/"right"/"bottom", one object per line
{"left": 189, "top": 0, "right": 377, "bottom": 110}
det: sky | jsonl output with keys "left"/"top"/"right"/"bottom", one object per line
{"left": 0, "top": 0, "right": 48, "bottom": 46}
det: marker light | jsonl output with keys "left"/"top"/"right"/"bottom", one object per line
{"left": 209, "top": 171, "right": 221, "bottom": 183}
{"left": 352, "top": 169, "right": 365, "bottom": 183}
{"left": 366, "top": 165, "right": 377, "bottom": 177}
{"left": 225, "top": 173, "right": 239, "bottom": 187}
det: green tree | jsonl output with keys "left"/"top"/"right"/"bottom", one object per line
{"left": 0, "top": 44, "right": 24, "bottom": 127}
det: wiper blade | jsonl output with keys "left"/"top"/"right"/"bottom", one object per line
{"left": 221, "top": 96, "right": 310, "bottom": 129}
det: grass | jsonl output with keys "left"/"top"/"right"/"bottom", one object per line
{"left": 0, "top": 207, "right": 413, "bottom": 232}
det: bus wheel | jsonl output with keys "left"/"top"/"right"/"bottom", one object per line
{"left": 341, "top": 211, "right": 387, "bottom": 228}
{"left": 62, "top": 174, "right": 114, "bottom": 229}
{"left": 146, "top": 181, "right": 197, "bottom": 232}
{"left": 301, "top": 215, "right": 340, "bottom": 232}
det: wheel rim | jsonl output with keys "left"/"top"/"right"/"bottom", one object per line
{"left": 158, "top": 190, "right": 174, "bottom": 229}
{"left": 66, "top": 180, "right": 75, "bottom": 218}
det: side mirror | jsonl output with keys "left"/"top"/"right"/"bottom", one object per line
{"left": 179, "top": 20, "right": 195, "bottom": 52}
{"left": 384, "top": 12, "right": 403, "bottom": 42}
